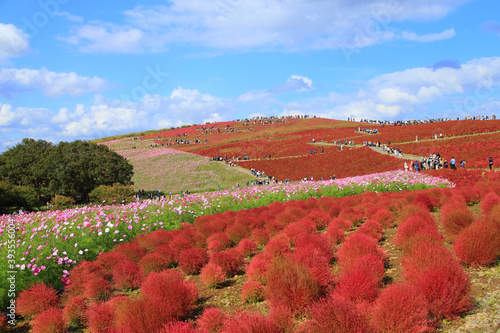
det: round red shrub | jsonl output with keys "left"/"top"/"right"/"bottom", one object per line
{"left": 95, "top": 251, "right": 127, "bottom": 276}
{"left": 225, "top": 223, "right": 249, "bottom": 245}
{"left": 305, "top": 295, "right": 370, "bottom": 333}
{"left": 394, "top": 216, "right": 442, "bottom": 250}
{"left": 370, "top": 283, "right": 433, "bottom": 333}
{"left": 323, "top": 224, "right": 344, "bottom": 248}
{"left": 194, "top": 215, "right": 228, "bottom": 237}
{"left": 251, "top": 228, "right": 269, "bottom": 246}
{"left": 241, "top": 281, "right": 266, "bottom": 304}
{"left": 209, "top": 250, "right": 244, "bottom": 276}
{"left": 63, "top": 296, "right": 86, "bottom": 326}
{"left": 140, "top": 270, "right": 199, "bottom": 320}
{"left": 135, "top": 229, "right": 172, "bottom": 252}
{"left": 414, "top": 193, "right": 440, "bottom": 212}
{"left": 236, "top": 238, "right": 257, "bottom": 257}
{"left": 356, "top": 219, "right": 383, "bottom": 241}
{"left": 264, "top": 236, "right": 290, "bottom": 258}
{"left": 335, "top": 264, "right": 380, "bottom": 304}
{"left": 113, "top": 241, "right": 147, "bottom": 263}
{"left": 453, "top": 219, "right": 500, "bottom": 267}
{"left": 112, "top": 258, "right": 144, "bottom": 290}
{"left": 17, "top": 282, "right": 60, "bottom": 319}
{"left": 441, "top": 207, "right": 474, "bottom": 240}
{"left": 86, "top": 301, "right": 115, "bottom": 333}
{"left": 221, "top": 311, "right": 281, "bottom": 333}
{"left": 482, "top": 192, "right": 500, "bottom": 215}
{"left": 372, "top": 209, "right": 394, "bottom": 228}
{"left": 197, "top": 307, "right": 227, "bottom": 333}
{"left": 265, "top": 257, "right": 320, "bottom": 315}
{"left": 268, "top": 305, "right": 294, "bottom": 333}
{"left": 282, "top": 222, "right": 309, "bottom": 246}
{"left": 139, "top": 252, "right": 173, "bottom": 274}
{"left": 330, "top": 217, "right": 353, "bottom": 231}
{"left": 338, "top": 207, "right": 363, "bottom": 225}
{"left": 65, "top": 261, "right": 104, "bottom": 297}
{"left": 401, "top": 241, "right": 457, "bottom": 282}
{"left": 201, "top": 263, "right": 226, "bottom": 289}
{"left": 31, "top": 307, "right": 65, "bottom": 333}
{"left": 246, "top": 252, "right": 272, "bottom": 284}
{"left": 155, "top": 244, "right": 178, "bottom": 267}
{"left": 396, "top": 204, "right": 430, "bottom": 225}
{"left": 178, "top": 248, "right": 209, "bottom": 275}
{"left": 413, "top": 264, "right": 473, "bottom": 320}
{"left": 336, "top": 233, "right": 386, "bottom": 270}
{"left": 301, "top": 209, "right": 331, "bottom": 230}
{"left": 207, "top": 233, "right": 232, "bottom": 250}
{"left": 265, "top": 219, "right": 285, "bottom": 237}
{"left": 84, "top": 277, "right": 112, "bottom": 302}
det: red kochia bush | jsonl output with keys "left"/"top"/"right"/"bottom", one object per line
{"left": 155, "top": 244, "right": 178, "bottom": 266}
{"left": 161, "top": 321, "right": 197, "bottom": 333}
{"left": 264, "top": 236, "right": 290, "bottom": 258}
{"left": 453, "top": 219, "right": 500, "bottom": 267}
{"left": 65, "top": 261, "right": 104, "bottom": 297}
{"left": 221, "top": 311, "right": 281, "bottom": 333}
{"left": 31, "top": 307, "right": 65, "bottom": 333}
{"left": 197, "top": 307, "right": 228, "bottom": 333}
{"left": 140, "top": 270, "right": 199, "bottom": 320}
{"left": 336, "top": 233, "right": 386, "bottom": 271}
{"left": 135, "top": 229, "right": 172, "bottom": 252}
{"left": 207, "top": 233, "right": 232, "bottom": 251}
{"left": 112, "top": 258, "right": 144, "bottom": 290}
{"left": 251, "top": 228, "right": 270, "bottom": 246}
{"left": 139, "top": 252, "right": 173, "bottom": 274}
{"left": 225, "top": 223, "right": 249, "bottom": 245}
{"left": 63, "top": 296, "right": 86, "bottom": 326}
{"left": 414, "top": 193, "right": 440, "bottom": 212}
{"left": 84, "top": 277, "right": 112, "bottom": 302}
{"left": 241, "top": 281, "right": 266, "bottom": 304}
{"left": 95, "top": 251, "right": 127, "bottom": 276}
{"left": 372, "top": 208, "right": 394, "bottom": 228}
{"left": 394, "top": 216, "right": 443, "bottom": 251}
{"left": 305, "top": 295, "right": 370, "bottom": 333}
{"left": 482, "top": 192, "right": 500, "bottom": 215}
{"left": 178, "top": 248, "right": 209, "bottom": 275}
{"left": 113, "top": 241, "right": 147, "bottom": 263}
{"left": 401, "top": 241, "right": 457, "bottom": 282}
{"left": 323, "top": 224, "right": 344, "bottom": 248}
{"left": 413, "top": 264, "right": 472, "bottom": 320}
{"left": 236, "top": 238, "right": 257, "bottom": 257}
{"left": 17, "top": 282, "right": 60, "bottom": 319}
{"left": 370, "top": 283, "right": 433, "bottom": 333}
{"left": 334, "top": 258, "right": 381, "bottom": 304}
{"left": 441, "top": 207, "right": 474, "bottom": 240}
{"left": 115, "top": 297, "right": 173, "bottom": 333}
{"left": 201, "top": 263, "right": 226, "bottom": 289}
{"left": 301, "top": 209, "right": 331, "bottom": 230}
{"left": 246, "top": 252, "right": 272, "bottom": 284}
{"left": 356, "top": 219, "right": 383, "bottom": 241}
{"left": 209, "top": 250, "right": 243, "bottom": 276}
{"left": 265, "top": 257, "right": 320, "bottom": 315}
{"left": 86, "top": 301, "right": 115, "bottom": 333}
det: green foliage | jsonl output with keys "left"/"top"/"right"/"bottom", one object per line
{"left": 89, "top": 183, "right": 136, "bottom": 205}
{"left": 50, "top": 195, "right": 76, "bottom": 210}
{"left": 0, "top": 138, "right": 134, "bottom": 204}
{"left": 0, "top": 181, "right": 40, "bottom": 214}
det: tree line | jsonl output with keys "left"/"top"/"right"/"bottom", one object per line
{"left": 0, "top": 138, "right": 133, "bottom": 214}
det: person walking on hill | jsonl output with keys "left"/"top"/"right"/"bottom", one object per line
{"left": 450, "top": 157, "right": 456, "bottom": 170}
{"left": 488, "top": 157, "right": 493, "bottom": 170}
{"left": 404, "top": 162, "right": 408, "bottom": 171}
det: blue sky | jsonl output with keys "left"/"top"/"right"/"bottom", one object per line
{"left": 0, "top": 0, "right": 499, "bottom": 150}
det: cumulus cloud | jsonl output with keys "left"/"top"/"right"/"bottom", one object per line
{"left": 59, "top": 0, "right": 468, "bottom": 53}
{"left": 0, "top": 67, "right": 111, "bottom": 97}
{"left": 0, "top": 23, "right": 29, "bottom": 63}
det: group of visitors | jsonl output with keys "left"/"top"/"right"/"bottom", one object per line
{"left": 355, "top": 114, "right": 497, "bottom": 125}
{"left": 356, "top": 127, "right": 379, "bottom": 134}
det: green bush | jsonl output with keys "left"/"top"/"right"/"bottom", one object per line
{"left": 89, "top": 183, "right": 136, "bottom": 205}
{"left": 50, "top": 195, "right": 76, "bottom": 210}
{"left": 0, "top": 182, "right": 40, "bottom": 214}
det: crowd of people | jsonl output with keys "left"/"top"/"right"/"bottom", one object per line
{"left": 352, "top": 114, "right": 496, "bottom": 125}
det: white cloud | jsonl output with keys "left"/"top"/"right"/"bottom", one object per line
{"left": 59, "top": 0, "right": 468, "bottom": 53}
{"left": 54, "top": 12, "right": 84, "bottom": 23}
{"left": 0, "top": 23, "right": 29, "bottom": 63}
{"left": 399, "top": 28, "right": 456, "bottom": 42}
{"left": 0, "top": 104, "right": 18, "bottom": 126}
{"left": 0, "top": 67, "right": 111, "bottom": 97}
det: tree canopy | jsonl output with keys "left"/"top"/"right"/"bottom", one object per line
{"left": 0, "top": 139, "right": 133, "bottom": 210}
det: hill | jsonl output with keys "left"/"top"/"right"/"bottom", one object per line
{"left": 101, "top": 116, "right": 500, "bottom": 188}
